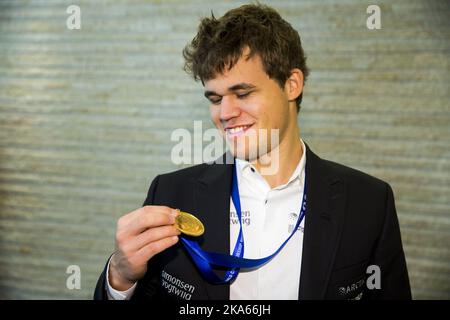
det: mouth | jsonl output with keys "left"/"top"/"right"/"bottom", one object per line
{"left": 225, "top": 124, "right": 254, "bottom": 138}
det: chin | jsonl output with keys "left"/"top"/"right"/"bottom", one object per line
{"left": 225, "top": 131, "right": 271, "bottom": 161}
{"left": 229, "top": 145, "right": 259, "bottom": 162}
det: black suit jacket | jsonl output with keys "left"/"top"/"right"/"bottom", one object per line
{"left": 94, "top": 143, "right": 411, "bottom": 300}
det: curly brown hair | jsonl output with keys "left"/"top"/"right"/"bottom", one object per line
{"left": 183, "top": 3, "right": 309, "bottom": 112}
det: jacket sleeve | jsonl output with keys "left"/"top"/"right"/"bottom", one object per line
{"left": 93, "top": 175, "right": 162, "bottom": 300}
{"left": 364, "top": 183, "right": 412, "bottom": 299}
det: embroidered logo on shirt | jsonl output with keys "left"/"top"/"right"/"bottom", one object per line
{"left": 230, "top": 210, "right": 251, "bottom": 226}
{"left": 288, "top": 212, "right": 304, "bottom": 234}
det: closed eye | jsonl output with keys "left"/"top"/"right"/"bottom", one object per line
{"left": 236, "top": 92, "right": 251, "bottom": 99}
{"left": 206, "top": 91, "right": 252, "bottom": 105}
{"left": 209, "top": 97, "right": 222, "bottom": 105}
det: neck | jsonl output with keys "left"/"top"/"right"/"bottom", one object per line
{"left": 251, "top": 128, "right": 303, "bottom": 189}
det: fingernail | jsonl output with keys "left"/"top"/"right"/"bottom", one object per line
{"left": 171, "top": 209, "right": 179, "bottom": 217}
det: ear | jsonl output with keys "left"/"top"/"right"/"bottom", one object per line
{"left": 284, "top": 68, "right": 304, "bottom": 102}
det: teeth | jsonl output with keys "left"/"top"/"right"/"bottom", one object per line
{"left": 227, "top": 126, "right": 249, "bottom": 134}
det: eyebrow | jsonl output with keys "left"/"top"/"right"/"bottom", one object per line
{"left": 204, "top": 83, "right": 256, "bottom": 99}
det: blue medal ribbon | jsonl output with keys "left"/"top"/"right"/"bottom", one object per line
{"left": 180, "top": 163, "right": 307, "bottom": 284}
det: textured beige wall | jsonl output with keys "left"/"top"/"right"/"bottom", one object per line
{"left": 0, "top": 0, "right": 449, "bottom": 299}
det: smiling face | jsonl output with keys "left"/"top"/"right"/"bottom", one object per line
{"left": 204, "top": 49, "right": 301, "bottom": 163}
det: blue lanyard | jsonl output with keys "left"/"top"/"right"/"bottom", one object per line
{"left": 180, "top": 163, "right": 307, "bottom": 284}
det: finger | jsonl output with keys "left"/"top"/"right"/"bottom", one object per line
{"left": 121, "top": 205, "right": 175, "bottom": 228}
{"left": 135, "top": 235, "right": 179, "bottom": 263}
{"left": 123, "top": 225, "right": 181, "bottom": 252}
{"left": 135, "top": 205, "right": 177, "bottom": 221}
{"left": 129, "top": 208, "right": 179, "bottom": 235}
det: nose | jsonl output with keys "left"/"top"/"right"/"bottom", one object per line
{"left": 219, "top": 95, "right": 240, "bottom": 121}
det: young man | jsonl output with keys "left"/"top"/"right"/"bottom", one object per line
{"left": 94, "top": 4, "right": 411, "bottom": 300}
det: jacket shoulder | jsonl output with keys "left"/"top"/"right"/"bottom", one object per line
{"left": 157, "top": 162, "right": 212, "bottom": 182}
{"left": 319, "top": 157, "right": 390, "bottom": 195}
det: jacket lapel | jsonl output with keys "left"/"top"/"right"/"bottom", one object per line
{"left": 299, "top": 143, "right": 347, "bottom": 299}
{"left": 192, "top": 152, "right": 234, "bottom": 299}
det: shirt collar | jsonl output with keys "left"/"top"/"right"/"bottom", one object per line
{"left": 235, "top": 138, "right": 306, "bottom": 189}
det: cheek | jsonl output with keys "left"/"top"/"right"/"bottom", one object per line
{"left": 239, "top": 101, "right": 261, "bottom": 119}
{"left": 246, "top": 102, "right": 270, "bottom": 127}
{"left": 209, "top": 106, "right": 222, "bottom": 126}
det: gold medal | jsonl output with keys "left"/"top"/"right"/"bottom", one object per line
{"left": 175, "top": 210, "right": 205, "bottom": 237}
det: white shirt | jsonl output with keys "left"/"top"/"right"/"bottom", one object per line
{"left": 107, "top": 139, "right": 306, "bottom": 300}
{"left": 229, "top": 138, "right": 306, "bottom": 299}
